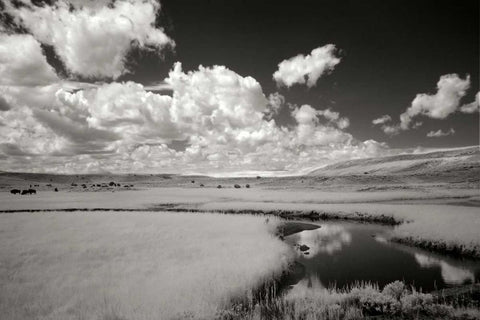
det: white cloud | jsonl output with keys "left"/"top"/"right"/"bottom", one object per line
{"left": 0, "top": 33, "right": 59, "bottom": 86}
{"left": 265, "top": 92, "right": 285, "bottom": 119}
{"left": 375, "top": 74, "right": 474, "bottom": 136}
{"left": 317, "top": 108, "right": 350, "bottom": 129}
{"left": 460, "top": 92, "right": 479, "bottom": 114}
{"left": 426, "top": 128, "right": 455, "bottom": 138}
{"left": 380, "top": 125, "right": 401, "bottom": 136}
{"left": 372, "top": 115, "right": 391, "bottom": 125}
{"left": 273, "top": 44, "right": 340, "bottom": 88}
{"left": 5, "top": 0, "right": 174, "bottom": 79}
{"left": 0, "top": 61, "right": 390, "bottom": 174}
{"left": 400, "top": 74, "right": 470, "bottom": 129}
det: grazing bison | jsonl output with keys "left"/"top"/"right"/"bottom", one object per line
{"left": 10, "top": 189, "right": 21, "bottom": 195}
{"left": 54, "top": 188, "right": 58, "bottom": 192}
{"left": 234, "top": 184, "right": 241, "bottom": 189}
{"left": 21, "top": 189, "right": 36, "bottom": 195}
{"left": 245, "top": 184, "right": 250, "bottom": 188}
{"left": 217, "top": 185, "right": 222, "bottom": 189}
{"left": 109, "top": 181, "right": 116, "bottom": 186}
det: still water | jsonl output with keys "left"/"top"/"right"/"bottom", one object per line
{"left": 284, "top": 221, "right": 480, "bottom": 292}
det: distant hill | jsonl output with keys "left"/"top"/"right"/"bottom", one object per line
{"left": 308, "top": 146, "right": 479, "bottom": 177}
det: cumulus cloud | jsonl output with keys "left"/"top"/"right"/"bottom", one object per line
{"left": 400, "top": 74, "right": 470, "bottom": 129}
{"left": 0, "top": 60, "right": 390, "bottom": 174}
{"left": 380, "top": 124, "right": 401, "bottom": 136}
{"left": 0, "top": 33, "right": 59, "bottom": 86}
{"left": 426, "top": 128, "right": 455, "bottom": 138}
{"left": 265, "top": 92, "right": 285, "bottom": 119}
{"left": 4, "top": 0, "right": 174, "bottom": 79}
{"left": 372, "top": 115, "right": 391, "bottom": 125}
{"left": 460, "top": 92, "right": 479, "bottom": 114}
{"left": 273, "top": 44, "right": 341, "bottom": 88}
{"left": 375, "top": 74, "right": 475, "bottom": 136}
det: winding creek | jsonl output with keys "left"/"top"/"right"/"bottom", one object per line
{"left": 281, "top": 220, "right": 480, "bottom": 293}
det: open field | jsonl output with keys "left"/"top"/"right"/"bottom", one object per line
{"left": 0, "top": 147, "right": 479, "bottom": 319}
{"left": 1, "top": 185, "right": 479, "bottom": 257}
{"left": 0, "top": 211, "right": 291, "bottom": 320}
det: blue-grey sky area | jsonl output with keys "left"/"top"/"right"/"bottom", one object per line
{"left": 0, "top": 0, "right": 478, "bottom": 174}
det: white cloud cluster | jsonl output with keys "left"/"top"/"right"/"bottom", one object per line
{"left": 265, "top": 92, "right": 285, "bottom": 119}
{"left": 399, "top": 74, "right": 470, "bottom": 129}
{"left": 0, "top": 57, "right": 387, "bottom": 174}
{"left": 273, "top": 45, "right": 340, "bottom": 88}
{"left": 0, "top": 26, "right": 389, "bottom": 174}
{"left": 4, "top": 0, "right": 174, "bottom": 79}
{"left": 426, "top": 128, "right": 455, "bottom": 138}
{"left": 373, "top": 74, "right": 477, "bottom": 137}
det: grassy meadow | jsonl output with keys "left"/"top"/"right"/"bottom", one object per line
{"left": 0, "top": 163, "right": 479, "bottom": 319}
{"left": 0, "top": 211, "right": 292, "bottom": 320}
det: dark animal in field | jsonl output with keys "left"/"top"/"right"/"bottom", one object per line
{"left": 54, "top": 188, "right": 58, "bottom": 192}
{"left": 71, "top": 183, "right": 77, "bottom": 187}
{"left": 217, "top": 185, "right": 222, "bottom": 189}
{"left": 234, "top": 184, "right": 241, "bottom": 188}
{"left": 245, "top": 184, "right": 250, "bottom": 188}
{"left": 46, "top": 184, "right": 52, "bottom": 187}
{"left": 256, "top": 176, "right": 261, "bottom": 179}
{"left": 109, "top": 181, "right": 116, "bottom": 186}
{"left": 10, "top": 189, "right": 21, "bottom": 194}
{"left": 200, "top": 184, "right": 204, "bottom": 187}
{"left": 191, "top": 180, "right": 195, "bottom": 183}
{"left": 21, "top": 189, "right": 36, "bottom": 195}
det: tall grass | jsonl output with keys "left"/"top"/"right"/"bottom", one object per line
{"left": 0, "top": 211, "right": 293, "bottom": 320}
{"left": 217, "top": 279, "right": 480, "bottom": 320}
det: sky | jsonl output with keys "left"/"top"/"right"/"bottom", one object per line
{"left": 0, "top": 0, "right": 478, "bottom": 175}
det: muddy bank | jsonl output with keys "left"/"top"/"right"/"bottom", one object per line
{"left": 277, "top": 221, "right": 321, "bottom": 237}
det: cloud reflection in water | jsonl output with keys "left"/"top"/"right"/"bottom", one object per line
{"left": 414, "top": 253, "right": 475, "bottom": 285}
{"left": 289, "top": 225, "right": 352, "bottom": 258}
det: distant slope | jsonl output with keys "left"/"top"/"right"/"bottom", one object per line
{"left": 308, "top": 146, "right": 480, "bottom": 177}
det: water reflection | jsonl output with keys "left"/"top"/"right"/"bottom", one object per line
{"left": 286, "top": 275, "right": 326, "bottom": 299}
{"left": 288, "top": 225, "right": 352, "bottom": 257}
{"left": 414, "top": 253, "right": 475, "bottom": 285}
{"left": 283, "top": 221, "right": 480, "bottom": 292}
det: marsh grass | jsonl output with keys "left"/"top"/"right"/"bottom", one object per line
{"left": 217, "top": 280, "right": 480, "bottom": 320}
{"left": 0, "top": 211, "right": 292, "bottom": 320}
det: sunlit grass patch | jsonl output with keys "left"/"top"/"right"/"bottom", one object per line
{"left": 218, "top": 280, "right": 480, "bottom": 320}
{"left": 0, "top": 211, "right": 292, "bottom": 320}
